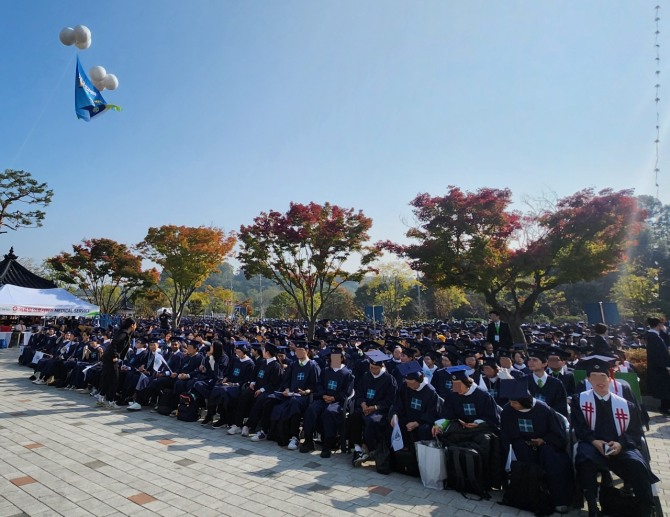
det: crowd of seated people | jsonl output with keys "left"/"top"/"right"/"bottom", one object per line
{"left": 15, "top": 313, "right": 667, "bottom": 517}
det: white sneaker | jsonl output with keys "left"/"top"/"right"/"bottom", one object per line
{"left": 250, "top": 431, "right": 266, "bottom": 442}
{"left": 227, "top": 425, "right": 241, "bottom": 435}
{"left": 241, "top": 426, "right": 250, "bottom": 437}
{"left": 127, "top": 402, "right": 142, "bottom": 411}
{"left": 287, "top": 436, "right": 299, "bottom": 450}
{"left": 90, "top": 389, "right": 99, "bottom": 397}
{"left": 96, "top": 398, "right": 107, "bottom": 407}
{"left": 107, "top": 402, "right": 122, "bottom": 410}
{"left": 33, "top": 378, "right": 45, "bottom": 385}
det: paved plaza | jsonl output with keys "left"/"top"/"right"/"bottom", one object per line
{"left": 0, "top": 347, "right": 668, "bottom": 517}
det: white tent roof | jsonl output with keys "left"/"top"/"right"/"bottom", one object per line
{"left": 0, "top": 284, "right": 99, "bottom": 317}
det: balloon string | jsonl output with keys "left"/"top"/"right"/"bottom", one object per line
{"left": 9, "top": 53, "right": 76, "bottom": 169}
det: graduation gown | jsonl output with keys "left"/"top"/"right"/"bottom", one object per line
{"left": 646, "top": 330, "right": 670, "bottom": 400}
{"left": 526, "top": 375, "right": 568, "bottom": 418}
{"left": 500, "top": 400, "right": 573, "bottom": 506}
{"left": 441, "top": 384, "right": 500, "bottom": 429}
{"left": 393, "top": 381, "right": 442, "bottom": 442}
{"left": 272, "top": 359, "right": 321, "bottom": 421}
{"left": 571, "top": 391, "right": 659, "bottom": 502}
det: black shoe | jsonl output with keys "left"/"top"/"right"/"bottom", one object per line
{"left": 212, "top": 419, "right": 226, "bottom": 428}
{"left": 299, "top": 441, "right": 315, "bottom": 453}
{"left": 320, "top": 448, "right": 332, "bottom": 459}
{"left": 201, "top": 416, "right": 212, "bottom": 426}
{"left": 352, "top": 451, "right": 369, "bottom": 467}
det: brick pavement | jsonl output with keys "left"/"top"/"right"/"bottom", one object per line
{"left": 0, "top": 347, "right": 667, "bottom": 517}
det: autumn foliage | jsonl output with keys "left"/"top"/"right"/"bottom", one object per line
{"left": 382, "top": 187, "right": 644, "bottom": 342}
{"left": 238, "top": 202, "right": 379, "bottom": 339}
{"left": 47, "top": 238, "right": 158, "bottom": 314}
{"left": 137, "top": 225, "right": 236, "bottom": 327}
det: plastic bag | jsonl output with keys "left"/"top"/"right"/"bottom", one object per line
{"left": 415, "top": 440, "right": 447, "bottom": 489}
{"left": 391, "top": 417, "right": 404, "bottom": 452}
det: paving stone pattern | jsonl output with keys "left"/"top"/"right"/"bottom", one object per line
{"left": 0, "top": 347, "right": 668, "bottom": 517}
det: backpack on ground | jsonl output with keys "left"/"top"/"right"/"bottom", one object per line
{"left": 501, "top": 460, "right": 554, "bottom": 516}
{"left": 177, "top": 392, "right": 199, "bottom": 422}
{"left": 156, "top": 389, "right": 177, "bottom": 416}
{"left": 392, "top": 447, "right": 420, "bottom": 477}
{"left": 445, "top": 446, "right": 490, "bottom": 500}
{"left": 599, "top": 485, "right": 641, "bottom": 517}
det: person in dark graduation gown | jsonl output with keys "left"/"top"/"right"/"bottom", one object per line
{"left": 591, "top": 323, "right": 614, "bottom": 357}
{"left": 430, "top": 350, "right": 459, "bottom": 401}
{"left": 498, "top": 348, "right": 525, "bottom": 379}
{"left": 206, "top": 343, "right": 256, "bottom": 428}
{"left": 433, "top": 365, "right": 501, "bottom": 489}
{"left": 571, "top": 357, "right": 659, "bottom": 517}
{"left": 265, "top": 342, "right": 321, "bottom": 447}
{"left": 645, "top": 317, "right": 670, "bottom": 415}
{"left": 545, "top": 346, "right": 576, "bottom": 400}
{"left": 499, "top": 379, "right": 574, "bottom": 513}
{"left": 351, "top": 350, "right": 398, "bottom": 467}
{"left": 433, "top": 365, "right": 500, "bottom": 435}
{"left": 391, "top": 361, "right": 442, "bottom": 444}
{"left": 191, "top": 341, "right": 228, "bottom": 409}
{"left": 300, "top": 347, "right": 354, "bottom": 457}
{"left": 526, "top": 348, "right": 569, "bottom": 418}
{"left": 480, "top": 357, "right": 508, "bottom": 407}
{"left": 170, "top": 340, "right": 205, "bottom": 405}
{"left": 235, "top": 342, "right": 284, "bottom": 437}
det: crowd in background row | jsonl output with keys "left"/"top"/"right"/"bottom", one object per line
{"left": 11, "top": 311, "right": 670, "bottom": 516}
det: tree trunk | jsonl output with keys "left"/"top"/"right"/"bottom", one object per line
{"left": 506, "top": 312, "right": 527, "bottom": 346}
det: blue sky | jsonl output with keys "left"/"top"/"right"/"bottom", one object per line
{"left": 0, "top": 1, "right": 666, "bottom": 267}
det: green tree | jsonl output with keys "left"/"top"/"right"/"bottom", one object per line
{"left": 238, "top": 202, "right": 379, "bottom": 339}
{"left": 320, "top": 287, "right": 360, "bottom": 320}
{"left": 432, "top": 286, "right": 469, "bottom": 320}
{"left": 186, "top": 292, "right": 209, "bottom": 316}
{"left": 266, "top": 292, "right": 300, "bottom": 319}
{"left": 0, "top": 169, "right": 53, "bottom": 235}
{"left": 367, "top": 262, "right": 418, "bottom": 322}
{"left": 137, "top": 225, "right": 236, "bottom": 327}
{"left": 611, "top": 264, "right": 659, "bottom": 321}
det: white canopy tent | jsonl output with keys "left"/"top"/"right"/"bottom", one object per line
{"left": 0, "top": 284, "right": 99, "bottom": 317}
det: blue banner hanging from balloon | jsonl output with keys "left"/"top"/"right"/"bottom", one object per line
{"left": 75, "top": 56, "right": 120, "bottom": 121}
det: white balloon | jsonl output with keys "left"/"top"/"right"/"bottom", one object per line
{"left": 103, "top": 74, "right": 118, "bottom": 90}
{"left": 89, "top": 66, "right": 107, "bottom": 82}
{"left": 93, "top": 80, "right": 105, "bottom": 91}
{"left": 75, "top": 38, "right": 91, "bottom": 50}
{"left": 73, "top": 25, "right": 91, "bottom": 44}
{"left": 59, "top": 27, "right": 75, "bottom": 46}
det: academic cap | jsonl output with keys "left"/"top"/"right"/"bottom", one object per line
{"left": 481, "top": 357, "right": 499, "bottom": 370}
{"left": 264, "top": 343, "right": 279, "bottom": 356}
{"left": 577, "top": 355, "right": 615, "bottom": 375}
{"left": 234, "top": 341, "right": 250, "bottom": 353}
{"left": 498, "top": 378, "right": 531, "bottom": 400}
{"left": 497, "top": 348, "right": 513, "bottom": 359}
{"left": 546, "top": 345, "right": 570, "bottom": 360}
{"left": 527, "top": 348, "right": 548, "bottom": 362}
{"left": 397, "top": 360, "right": 423, "bottom": 380}
{"left": 446, "top": 365, "right": 470, "bottom": 382}
{"left": 365, "top": 350, "right": 391, "bottom": 365}
{"left": 399, "top": 345, "right": 419, "bottom": 358}
{"left": 425, "top": 350, "right": 441, "bottom": 363}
